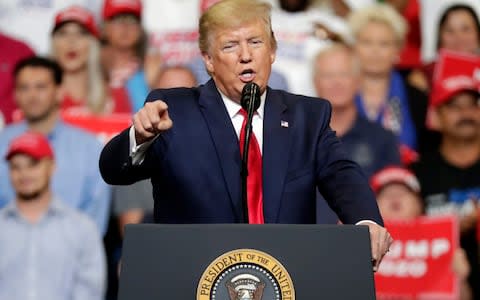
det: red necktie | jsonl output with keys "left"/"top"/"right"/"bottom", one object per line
{"left": 239, "top": 109, "right": 264, "bottom": 224}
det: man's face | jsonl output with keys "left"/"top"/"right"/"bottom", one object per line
{"left": 436, "top": 92, "right": 480, "bottom": 141}
{"left": 313, "top": 50, "right": 358, "bottom": 109}
{"left": 15, "top": 67, "right": 59, "bottom": 122}
{"left": 202, "top": 20, "right": 275, "bottom": 102}
{"left": 377, "top": 183, "right": 422, "bottom": 221}
{"left": 9, "top": 154, "right": 54, "bottom": 201}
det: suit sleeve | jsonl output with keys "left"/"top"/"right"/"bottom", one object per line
{"left": 99, "top": 91, "right": 166, "bottom": 185}
{"left": 315, "top": 102, "right": 384, "bottom": 226}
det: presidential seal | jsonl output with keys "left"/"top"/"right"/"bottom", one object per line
{"left": 197, "top": 249, "right": 295, "bottom": 300}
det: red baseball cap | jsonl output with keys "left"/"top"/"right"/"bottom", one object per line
{"left": 102, "top": 0, "right": 142, "bottom": 20}
{"left": 430, "top": 50, "right": 480, "bottom": 108}
{"left": 370, "top": 166, "right": 420, "bottom": 195}
{"left": 5, "top": 132, "right": 54, "bottom": 161}
{"left": 53, "top": 5, "right": 99, "bottom": 38}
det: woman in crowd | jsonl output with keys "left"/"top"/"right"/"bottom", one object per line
{"left": 101, "top": 0, "right": 162, "bottom": 113}
{"left": 411, "top": 4, "right": 480, "bottom": 91}
{"left": 348, "top": 3, "right": 429, "bottom": 157}
{"left": 51, "top": 5, "right": 131, "bottom": 115}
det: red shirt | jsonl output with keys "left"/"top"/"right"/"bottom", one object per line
{"left": 397, "top": 0, "right": 422, "bottom": 70}
{"left": 0, "top": 33, "right": 34, "bottom": 124}
{"left": 61, "top": 88, "right": 132, "bottom": 115}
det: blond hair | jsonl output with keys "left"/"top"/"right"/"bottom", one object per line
{"left": 348, "top": 3, "right": 407, "bottom": 46}
{"left": 86, "top": 38, "right": 107, "bottom": 114}
{"left": 199, "top": 0, "right": 276, "bottom": 54}
{"left": 51, "top": 35, "right": 106, "bottom": 114}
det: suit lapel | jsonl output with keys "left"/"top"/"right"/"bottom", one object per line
{"left": 262, "top": 88, "right": 290, "bottom": 223}
{"left": 198, "top": 80, "right": 243, "bottom": 222}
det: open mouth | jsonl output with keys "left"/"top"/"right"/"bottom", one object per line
{"left": 239, "top": 69, "right": 255, "bottom": 82}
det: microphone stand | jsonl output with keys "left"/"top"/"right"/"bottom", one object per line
{"left": 240, "top": 83, "right": 259, "bottom": 223}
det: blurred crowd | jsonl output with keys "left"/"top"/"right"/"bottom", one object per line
{"left": 0, "top": 0, "right": 479, "bottom": 299}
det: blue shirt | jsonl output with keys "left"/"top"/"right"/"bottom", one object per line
{"left": 316, "top": 116, "right": 401, "bottom": 224}
{"left": 0, "top": 198, "right": 106, "bottom": 300}
{"left": 0, "top": 121, "right": 111, "bottom": 234}
{"left": 125, "top": 70, "right": 150, "bottom": 113}
{"left": 355, "top": 71, "right": 417, "bottom": 150}
{"left": 341, "top": 115, "right": 402, "bottom": 178}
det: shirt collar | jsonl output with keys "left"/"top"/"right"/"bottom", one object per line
{"left": 18, "top": 119, "right": 65, "bottom": 141}
{"left": 2, "top": 201, "right": 18, "bottom": 218}
{"left": 46, "top": 119, "right": 65, "bottom": 141}
{"left": 218, "top": 88, "right": 266, "bottom": 119}
{"left": 1, "top": 196, "right": 66, "bottom": 219}
{"left": 48, "top": 197, "right": 67, "bottom": 215}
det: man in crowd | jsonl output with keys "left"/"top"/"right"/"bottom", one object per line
{"left": 370, "top": 166, "right": 472, "bottom": 299}
{"left": 312, "top": 43, "right": 401, "bottom": 223}
{"left": 0, "top": 56, "right": 111, "bottom": 234}
{"left": 411, "top": 51, "right": 480, "bottom": 299}
{"left": 313, "top": 43, "right": 401, "bottom": 178}
{"left": 100, "top": 0, "right": 392, "bottom": 270}
{"left": 0, "top": 132, "right": 105, "bottom": 300}
{"left": 371, "top": 166, "right": 424, "bottom": 221}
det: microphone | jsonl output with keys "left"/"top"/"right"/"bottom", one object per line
{"left": 240, "top": 82, "right": 261, "bottom": 223}
{"left": 241, "top": 82, "right": 261, "bottom": 113}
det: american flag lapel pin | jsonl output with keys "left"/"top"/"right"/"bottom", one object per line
{"left": 281, "top": 120, "right": 289, "bottom": 128}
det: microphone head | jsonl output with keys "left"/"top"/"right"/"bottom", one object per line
{"left": 241, "top": 82, "right": 261, "bottom": 112}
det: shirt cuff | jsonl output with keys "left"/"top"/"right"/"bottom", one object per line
{"left": 355, "top": 220, "right": 379, "bottom": 226}
{"left": 129, "top": 126, "right": 157, "bottom": 165}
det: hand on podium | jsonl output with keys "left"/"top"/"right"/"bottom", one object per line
{"left": 358, "top": 221, "right": 393, "bottom": 272}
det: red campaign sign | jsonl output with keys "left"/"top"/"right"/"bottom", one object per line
{"left": 61, "top": 112, "right": 132, "bottom": 145}
{"left": 375, "top": 216, "right": 459, "bottom": 299}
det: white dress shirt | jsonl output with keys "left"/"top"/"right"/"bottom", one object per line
{"left": 218, "top": 90, "right": 266, "bottom": 154}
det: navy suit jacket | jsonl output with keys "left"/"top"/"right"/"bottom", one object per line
{"left": 99, "top": 80, "right": 383, "bottom": 225}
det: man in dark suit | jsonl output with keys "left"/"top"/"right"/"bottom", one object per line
{"left": 99, "top": 0, "right": 392, "bottom": 271}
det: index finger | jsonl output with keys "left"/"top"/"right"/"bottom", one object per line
{"left": 152, "top": 99, "right": 168, "bottom": 113}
